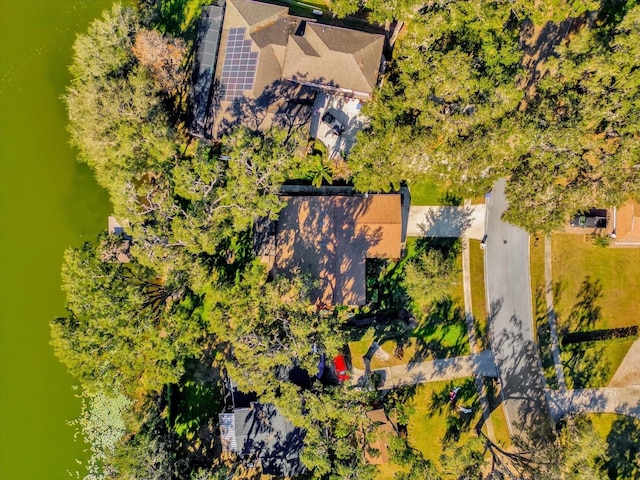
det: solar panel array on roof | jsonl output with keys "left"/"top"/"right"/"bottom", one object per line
{"left": 221, "top": 28, "right": 259, "bottom": 101}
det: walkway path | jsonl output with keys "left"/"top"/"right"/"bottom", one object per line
{"left": 407, "top": 205, "right": 485, "bottom": 239}
{"left": 544, "top": 236, "right": 567, "bottom": 389}
{"left": 547, "top": 386, "right": 640, "bottom": 422}
{"left": 352, "top": 350, "right": 498, "bottom": 390}
{"left": 485, "top": 179, "right": 549, "bottom": 436}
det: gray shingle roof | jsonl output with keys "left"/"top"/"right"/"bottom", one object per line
{"left": 219, "top": 403, "right": 306, "bottom": 477}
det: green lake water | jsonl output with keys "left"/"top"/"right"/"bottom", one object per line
{"left": 0, "top": 1, "right": 113, "bottom": 478}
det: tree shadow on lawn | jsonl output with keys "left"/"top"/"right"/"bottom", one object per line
{"left": 606, "top": 416, "right": 640, "bottom": 480}
{"left": 414, "top": 236, "right": 461, "bottom": 258}
{"left": 366, "top": 257, "right": 410, "bottom": 313}
{"left": 555, "top": 276, "right": 611, "bottom": 388}
{"left": 170, "top": 354, "right": 225, "bottom": 471}
{"left": 561, "top": 342, "right": 611, "bottom": 389}
{"left": 351, "top": 296, "right": 468, "bottom": 368}
{"left": 566, "top": 276, "right": 603, "bottom": 332}
{"left": 555, "top": 275, "right": 603, "bottom": 335}
{"left": 364, "top": 236, "right": 460, "bottom": 316}
{"left": 352, "top": 236, "right": 465, "bottom": 364}
{"left": 426, "top": 378, "right": 478, "bottom": 443}
{"left": 407, "top": 297, "right": 468, "bottom": 364}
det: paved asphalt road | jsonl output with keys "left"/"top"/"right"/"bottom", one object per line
{"left": 485, "top": 179, "right": 549, "bottom": 437}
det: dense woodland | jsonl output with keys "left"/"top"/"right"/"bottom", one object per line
{"left": 52, "top": 1, "right": 640, "bottom": 479}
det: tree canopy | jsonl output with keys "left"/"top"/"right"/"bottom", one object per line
{"left": 55, "top": 1, "right": 640, "bottom": 479}
{"left": 349, "top": 0, "right": 640, "bottom": 232}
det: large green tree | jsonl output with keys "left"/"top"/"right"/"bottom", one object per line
{"left": 505, "top": 3, "right": 640, "bottom": 232}
{"left": 65, "top": 4, "right": 178, "bottom": 199}
{"left": 208, "top": 262, "right": 344, "bottom": 397}
{"left": 51, "top": 237, "right": 205, "bottom": 396}
{"left": 348, "top": 0, "right": 525, "bottom": 195}
{"left": 277, "top": 385, "right": 378, "bottom": 480}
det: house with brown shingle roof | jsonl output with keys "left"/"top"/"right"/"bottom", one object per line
{"left": 613, "top": 200, "right": 640, "bottom": 247}
{"left": 191, "top": 0, "right": 385, "bottom": 138}
{"left": 363, "top": 409, "right": 396, "bottom": 465}
{"left": 272, "top": 194, "right": 403, "bottom": 306}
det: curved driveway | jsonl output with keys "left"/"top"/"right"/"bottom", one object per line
{"left": 485, "top": 179, "right": 549, "bottom": 436}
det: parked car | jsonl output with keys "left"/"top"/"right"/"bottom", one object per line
{"left": 322, "top": 111, "right": 345, "bottom": 135}
{"left": 570, "top": 213, "right": 607, "bottom": 228}
{"left": 333, "top": 355, "right": 350, "bottom": 382}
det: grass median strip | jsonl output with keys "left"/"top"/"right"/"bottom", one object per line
{"left": 469, "top": 239, "right": 488, "bottom": 350}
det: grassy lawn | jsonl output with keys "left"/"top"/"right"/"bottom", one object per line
{"left": 406, "top": 379, "right": 485, "bottom": 477}
{"left": 349, "top": 319, "right": 469, "bottom": 370}
{"left": 487, "top": 405, "right": 511, "bottom": 449}
{"left": 351, "top": 240, "right": 468, "bottom": 369}
{"left": 583, "top": 413, "right": 640, "bottom": 479}
{"left": 409, "top": 179, "right": 444, "bottom": 206}
{"left": 529, "top": 237, "right": 560, "bottom": 387}
{"left": 468, "top": 239, "right": 487, "bottom": 350}
{"left": 470, "top": 195, "right": 486, "bottom": 205}
{"left": 551, "top": 234, "right": 640, "bottom": 331}
{"left": 560, "top": 336, "right": 637, "bottom": 388}
{"left": 408, "top": 180, "right": 464, "bottom": 207}
{"left": 482, "top": 378, "right": 511, "bottom": 449}
{"left": 529, "top": 236, "right": 546, "bottom": 330}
